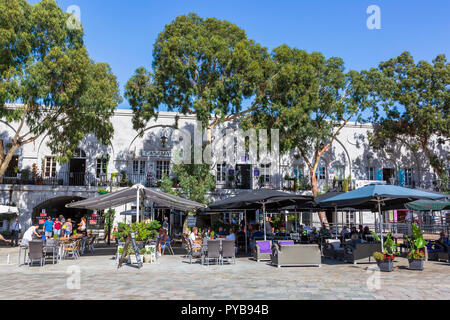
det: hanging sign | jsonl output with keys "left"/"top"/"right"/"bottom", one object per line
{"left": 187, "top": 215, "right": 197, "bottom": 227}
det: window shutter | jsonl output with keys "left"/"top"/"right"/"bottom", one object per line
{"left": 398, "top": 169, "right": 405, "bottom": 187}
{"left": 376, "top": 169, "right": 383, "bottom": 181}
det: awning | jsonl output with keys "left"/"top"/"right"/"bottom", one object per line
{"left": 0, "top": 205, "right": 19, "bottom": 215}
{"left": 66, "top": 184, "right": 206, "bottom": 212}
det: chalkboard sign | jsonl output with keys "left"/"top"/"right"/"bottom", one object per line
{"left": 187, "top": 215, "right": 197, "bottom": 227}
{"left": 117, "top": 233, "right": 143, "bottom": 269}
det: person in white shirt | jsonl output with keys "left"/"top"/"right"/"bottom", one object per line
{"left": 189, "top": 227, "right": 201, "bottom": 248}
{"left": 226, "top": 228, "right": 236, "bottom": 241}
{"left": 22, "top": 225, "right": 40, "bottom": 246}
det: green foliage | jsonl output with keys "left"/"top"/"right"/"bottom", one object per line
{"left": 405, "top": 223, "right": 427, "bottom": 259}
{"left": 370, "top": 52, "right": 449, "bottom": 181}
{"left": 383, "top": 232, "right": 399, "bottom": 255}
{"left": 370, "top": 232, "right": 381, "bottom": 242}
{"left": 342, "top": 178, "right": 349, "bottom": 192}
{"left": 160, "top": 164, "right": 215, "bottom": 204}
{"left": 0, "top": 213, "right": 17, "bottom": 221}
{"left": 97, "top": 188, "right": 108, "bottom": 195}
{"left": 125, "top": 13, "right": 269, "bottom": 132}
{"left": 0, "top": 230, "right": 11, "bottom": 237}
{"left": 0, "top": 0, "right": 121, "bottom": 176}
{"left": 373, "top": 252, "right": 385, "bottom": 261}
{"left": 113, "top": 220, "right": 161, "bottom": 242}
{"left": 242, "top": 45, "right": 377, "bottom": 196}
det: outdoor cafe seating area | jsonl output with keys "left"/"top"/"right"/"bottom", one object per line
{"left": 19, "top": 234, "right": 96, "bottom": 266}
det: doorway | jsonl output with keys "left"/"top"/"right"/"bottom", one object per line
{"left": 235, "top": 164, "right": 251, "bottom": 189}
{"left": 69, "top": 158, "right": 86, "bottom": 186}
{"left": 383, "top": 168, "right": 395, "bottom": 185}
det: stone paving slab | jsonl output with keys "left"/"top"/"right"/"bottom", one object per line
{"left": 0, "top": 246, "right": 449, "bottom": 300}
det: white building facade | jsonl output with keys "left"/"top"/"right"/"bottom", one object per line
{"left": 0, "top": 109, "right": 448, "bottom": 231}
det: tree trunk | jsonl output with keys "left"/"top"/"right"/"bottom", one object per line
{"left": 310, "top": 167, "right": 329, "bottom": 228}
{"left": 0, "top": 143, "right": 20, "bottom": 180}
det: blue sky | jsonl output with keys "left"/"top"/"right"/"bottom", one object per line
{"left": 29, "top": 0, "right": 450, "bottom": 108}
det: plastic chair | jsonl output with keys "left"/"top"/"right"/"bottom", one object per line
{"left": 161, "top": 237, "right": 174, "bottom": 255}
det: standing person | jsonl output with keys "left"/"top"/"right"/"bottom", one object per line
{"left": 21, "top": 225, "right": 40, "bottom": 246}
{"left": 43, "top": 216, "right": 54, "bottom": 238}
{"left": 162, "top": 216, "right": 169, "bottom": 232}
{"left": 59, "top": 214, "right": 65, "bottom": 225}
{"left": 264, "top": 217, "right": 273, "bottom": 238}
{"left": 64, "top": 218, "right": 72, "bottom": 238}
{"left": 10, "top": 218, "right": 21, "bottom": 247}
{"left": 53, "top": 218, "right": 61, "bottom": 238}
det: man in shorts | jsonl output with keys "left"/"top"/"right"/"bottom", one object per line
{"left": 43, "top": 217, "right": 54, "bottom": 238}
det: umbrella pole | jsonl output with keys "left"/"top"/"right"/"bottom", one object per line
{"left": 263, "top": 203, "right": 267, "bottom": 241}
{"left": 295, "top": 209, "right": 297, "bottom": 233}
{"left": 378, "top": 198, "right": 383, "bottom": 252}
{"left": 334, "top": 206, "right": 338, "bottom": 239}
{"left": 136, "top": 187, "right": 140, "bottom": 224}
{"left": 244, "top": 210, "right": 248, "bottom": 254}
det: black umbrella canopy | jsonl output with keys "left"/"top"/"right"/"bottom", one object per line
{"left": 206, "top": 189, "right": 313, "bottom": 211}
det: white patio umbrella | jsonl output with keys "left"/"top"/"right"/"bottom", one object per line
{"left": 0, "top": 205, "right": 19, "bottom": 215}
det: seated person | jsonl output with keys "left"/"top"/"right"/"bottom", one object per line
{"left": 226, "top": 228, "right": 236, "bottom": 241}
{"left": 362, "top": 226, "right": 371, "bottom": 240}
{"left": 341, "top": 226, "right": 350, "bottom": 237}
{"left": 250, "top": 225, "right": 264, "bottom": 252}
{"left": 320, "top": 225, "right": 330, "bottom": 236}
{"left": 349, "top": 226, "right": 359, "bottom": 239}
{"left": 216, "top": 227, "right": 227, "bottom": 238}
{"left": 348, "top": 233, "right": 362, "bottom": 248}
{"left": 189, "top": 227, "right": 202, "bottom": 249}
{"left": 157, "top": 229, "right": 169, "bottom": 255}
{"left": 438, "top": 232, "right": 449, "bottom": 246}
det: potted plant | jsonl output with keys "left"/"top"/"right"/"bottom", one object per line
{"left": 372, "top": 233, "right": 398, "bottom": 272}
{"left": 405, "top": 223, "right": 427, "bottom": 270}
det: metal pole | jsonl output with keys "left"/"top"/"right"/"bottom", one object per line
{"left": 263, "top": 203, "right": 267, "bottom": 241}
{"left": 295, "top": 209, "right": 297, "bottom": 233}
{"left": 334, "top": 206, "right": 338, "bottom": 239}
{"left": 244, "top": 210, "right": 248, "bottom": 254}
{"left": 378, "top": 198, "right": 384, "bottom": 252}
{"left": 136, "top": 187, "right": 140, "bottom": 223}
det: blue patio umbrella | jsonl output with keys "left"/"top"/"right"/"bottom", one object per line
{"left": 320, "top": 183, "right": 446, "bottom": 249}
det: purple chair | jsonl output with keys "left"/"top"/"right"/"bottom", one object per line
{"left": 254, "top": 240, "right": 272, "bottom": 262}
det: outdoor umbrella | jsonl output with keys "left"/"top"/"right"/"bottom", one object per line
{"left": 0, "top": 205, "right": 19, "bottom": 215}
{"left": 404, "top": 199, "right": 450, "bottom": 211}
{"left": 206, "top": 189, "right": 313, "bottom": 241}
{"left": 66, "top": 184, "right": 206, "bottom": 220}
{"left": 320, "top": 183, "right": 446, "bottom": 248}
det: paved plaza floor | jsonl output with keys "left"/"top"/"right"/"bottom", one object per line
{"left": 0, "top": 245, "right": 448, "bottom": 300}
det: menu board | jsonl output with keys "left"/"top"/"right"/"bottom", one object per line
{"left": 187, "top": 215, "right": 197, "bottom": 227}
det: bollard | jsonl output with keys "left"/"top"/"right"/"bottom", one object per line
{"left": 7, "top": 254, "right": 10, "bottom": 265}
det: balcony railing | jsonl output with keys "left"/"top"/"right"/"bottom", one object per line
{"left": 0, "top": 171, "right": 160, "bottom": 188}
